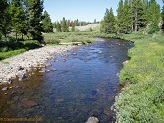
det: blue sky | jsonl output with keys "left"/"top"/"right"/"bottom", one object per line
{"left": 44, "top": 0, "right": 163, "bottom": 23}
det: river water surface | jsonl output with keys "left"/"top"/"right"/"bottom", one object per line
{"left": 0, "top": 38, "right": 133, "bottom": 123}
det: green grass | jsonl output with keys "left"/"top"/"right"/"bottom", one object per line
{"left": 0, "top": 49, "right": 26, "bottom": 60}
{"left": 0, "top": 40, "right": 40, "bottom": 60}
{"left": 112, "top": 32, "right": 164, "bottom": 123}
{"left": 43, "top": 31, "right": 95, "bottom": 45}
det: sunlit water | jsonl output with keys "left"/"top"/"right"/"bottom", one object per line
{"left": 0, "top": 38, "right": 133, "bottom": 123}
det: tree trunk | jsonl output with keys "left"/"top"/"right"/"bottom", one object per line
{"left": 16, "top": 32, "right": 18, "bottom": 41}
{"left": 135, "top": 11, "right": 138, "bottom": 32}
{"left": 22, "top": 34, "right": 24, "bottom": 41}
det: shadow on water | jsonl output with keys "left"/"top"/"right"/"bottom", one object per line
{"left": 0, "top": 38, "right": 133, "bottom": 123}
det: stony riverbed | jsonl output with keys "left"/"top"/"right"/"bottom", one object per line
{"left": 0, "top": 45, "right": 77, "bottom": 84}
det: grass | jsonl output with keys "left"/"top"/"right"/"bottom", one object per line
{"left": 0, "top": 40, "right": 40, "bottom": 60}
{"left": 43, "top": 31, "right": 95, "bottom": 45}
{"left": 0, "top": 31, "right": 96, "bottom": 60}
{"left": 0, "top": 48, "right": 26, "bottom": 60}
{"left": 111, "top": 32, "right": 164, "bottom": 123}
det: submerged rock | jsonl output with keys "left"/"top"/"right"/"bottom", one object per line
{"left": 51, "top": 68, "right": 56, "bottom": 71}
{"left": 90, "top": 90, "right": 97, "bottom": 96}
{"left": 98, "top": 51, "right": 103, "bottom": 54}
{"left": 86, "top": 117, "right": 99, "bottom": 123}
{"left": 21, "top": 100, "right": 38, "bottom": 108}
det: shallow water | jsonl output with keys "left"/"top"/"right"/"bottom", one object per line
{"left": 0, "top": 38, "right": 133, "bottom": 123}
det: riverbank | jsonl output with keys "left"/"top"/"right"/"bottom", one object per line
{"left": 0, "top": 45, "right": 77, "bottom": 84}
{"left": 112, "top": 32, "right": 164, "bottom": 122}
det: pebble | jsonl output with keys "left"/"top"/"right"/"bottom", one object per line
{"left": 0, "top": 45, "right": 76, "bottom": 83}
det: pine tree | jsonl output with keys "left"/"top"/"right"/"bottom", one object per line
{"left": 147, "top": 0, "right": 161, "bottom": 33}
{"left": 117, "top": 0, "right": 124, "bottom": 33}
{"left": 130, "top": 0, "right": 145, "bottom": 31}
{"left": 71, "top": 22, "right": 75, "bottom": 32}
{"left": 143, "top": 0, "right": 149, "bottom": 25}
{"left": 0, "top": 0, "right": 11, "bottom": 39}
{"left": 61, "top": 17, "right": 69, "bottom": 32}
{"left": 108, "top": 8, "right": 116, "bottom": 33}
{"left": 42, "top": 10, "right": 53, "bottom": 33}
{"left": 74, "top": 19, "right": 79, "bottom": 26}
{"left": 102, "top": 8, "right": 115, "bottom": 34}
{"left": 100, "top": 20, "right": 105, "bottom": 33}
{"left": 100, "top": 8, "right": 116, "bottom": 33}
{"left": 123, "top": 0, "right": 131, "bottom": 33}
{"left": 24, "top": 0, "right": 44, "bottom": 42}
{"left": 56, "top": 22, "right": 62, "bottom": 32}
{"left": 9, "top": 0, "right": 26, "bottom": 40}
{"left": 162, "top": 0, "right": 164, "bottom": 31}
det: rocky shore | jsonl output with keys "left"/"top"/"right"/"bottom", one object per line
{"left": 0, "top": 45, "right": 77, "bottom": 84}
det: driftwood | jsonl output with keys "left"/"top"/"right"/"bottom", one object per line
{"left": 59, "top": 42, "right": 83, "bottom": 45}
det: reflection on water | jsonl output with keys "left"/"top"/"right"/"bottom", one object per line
{"left": 0, "top": 38, "right": 133, "bottom": 123}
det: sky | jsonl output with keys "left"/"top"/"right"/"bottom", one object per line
{"left": 44, "top": 0, "right": 163, "bottom": 23}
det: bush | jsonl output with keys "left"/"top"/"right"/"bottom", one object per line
{"left": 44, "top": 36, "right": 60, "bottom": 44}
{"left": 148, "top": 24, "right": 160, "bottom": 34}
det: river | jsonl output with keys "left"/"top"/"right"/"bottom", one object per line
{"left": 0, "top": 38, "right": 133, "bottom": 123}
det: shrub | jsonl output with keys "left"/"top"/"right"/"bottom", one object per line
{"left": 113, "top": 32, "right": 164, "bottom": 122}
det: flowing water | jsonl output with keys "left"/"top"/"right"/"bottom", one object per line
{"left": 0, "top": 38, "right": 133, "bottom": 123}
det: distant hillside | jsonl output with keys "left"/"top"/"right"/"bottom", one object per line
{"left": 75, "top": 23, "right": 100, "bottom": 31}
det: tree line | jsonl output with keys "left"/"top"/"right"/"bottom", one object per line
{"left": 0, "top": 0, "right": 53, "bottom": 43}
{"left": 53, "top": 18, "right": 93, "bottom": 32}
{"left": 101, "top": 0, "right": 163, "bottom": 34}
{"left": 53, "top": 17, "right": 95, "bottom": 32}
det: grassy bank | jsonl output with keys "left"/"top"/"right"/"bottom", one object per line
{"left": 43, "top": 31, "right": 95, "bottom": 45}
{"left": 112, "top": 32, "right": 164, "bottom": 122}
{"left": 0, "top": 40, "right": 40, "bottom": 60}
{"left": 0, "top": 31, "right": 95, "bottom": 60}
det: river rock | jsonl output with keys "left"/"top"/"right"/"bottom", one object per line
{"left": 98, "top": 51, "right": 103, "bottom": 54}
{"left": 122, "top": 60, "right": 129, "bottom": 65}
{"left": 86, "top": 117, "right": 99, "bottom": 123}
{"left": 73, "top": 52, "right": 77, "bottom": 55}
{"left": 45, "top": 63, "right": 52, "bottom": 67}
{"left": 18, "top": 74, "right": 27, "bottom": 81}
{"left": 2, "top": 87, "right": 8, "bottom": 91}
{"left": 51, "top": 68, "right": 56, "bottom": 71}
{"left": 39, "top": 68, "right": 46, "bottom": 73}
{"left": 21, "top": 100, "right": 38, "bottom": 108}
